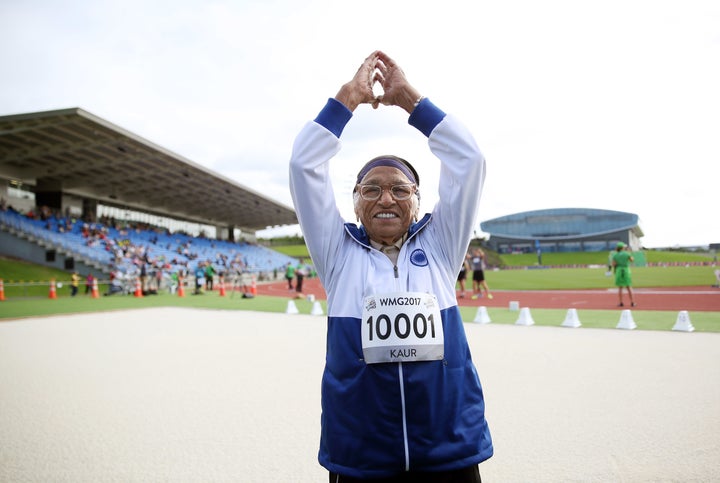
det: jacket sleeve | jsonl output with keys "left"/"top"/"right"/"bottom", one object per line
{"left": 410, "top": 99, "right": 486, "bottom": 274}
{"left": 288, "top": 99, "right": 352, "bottom": 282}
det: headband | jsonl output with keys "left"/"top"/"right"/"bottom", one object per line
{"left": 356, "top": 157, "right": 418, "bottom": 185}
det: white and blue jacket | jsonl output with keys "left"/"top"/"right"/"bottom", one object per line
{"left": 289, "top": 97, "right": 493, "bottom": 478}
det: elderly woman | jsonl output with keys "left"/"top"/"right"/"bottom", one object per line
{"left": 289, "top": 51, "right": 493, "bottom": 482}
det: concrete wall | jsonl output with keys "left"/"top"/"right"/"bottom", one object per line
{"left": 0, "top": 230, "right": 96, "bottom": 276}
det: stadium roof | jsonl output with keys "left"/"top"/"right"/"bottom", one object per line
{"left": 481, "top": 208, "right": 644, "bottom": 241}
{"left": 0, "top": 108, "right": 297, "bottom": 232}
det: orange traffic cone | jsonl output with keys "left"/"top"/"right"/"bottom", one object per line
{"left": 251, "top": 275, "right": 257, "bottom": 296}
{"left": 49, "top": 279, "right": 58, "bottom": 299}
{"left": 134, "top": 278, "right": 143, "bottom": 298}
{"left": 218, "top": 279, "right": 226, "bottom": 297}
{"left": 0, "top": 279, "right": 5, "bottom": 301}
{"left": 91, "top": 278, "right": 99, "bottom": 299}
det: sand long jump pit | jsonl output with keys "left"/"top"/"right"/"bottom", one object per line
{"left": 1, "top": 308, "right": 718, "bottom": 482}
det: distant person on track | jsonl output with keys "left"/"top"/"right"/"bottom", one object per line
{"left": 70, "top": 271, "right": 80, "bottom": 297}
{"left": 470, "top": 248, "right": 493, "bottom": 300}
{"left": 193, "top": 263, "right": 205, "bottom": 295}
{"left": 457, "top": 252, "right": 471, "bottom": 298}
{"left": 284, "top": 262, "right": 295, "bottom": 291}
{"left": 289, "top": 50, "right": 492, "bottom": 482}
{"left": 612, "top": 242, "right": 636, "bottom": 307}
{"left": 606, "top": 249, "right": 615, "bottom": 276}
{"left": 85, "top": 273, "right": 95, "bottom": 295}
{"left": 204, "top": 261, "right": 215, "bottom": 291}
{"left": 294, "top": 258, "right": 305, "bottom": 297}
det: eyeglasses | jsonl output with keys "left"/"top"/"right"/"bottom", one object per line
{"left": 357, "top": 183, "right": 416, "bottom": 201}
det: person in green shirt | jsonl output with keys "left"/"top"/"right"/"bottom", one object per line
{"left": 612, "top": 242, "right": 636, "bottom": 307}
{"left": 205, "top": 262, "right": 215, "bottom": 291}
{"left": 284, "top": 262, "right": 295, "bottom": 291}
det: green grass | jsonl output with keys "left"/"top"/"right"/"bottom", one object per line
{"left": 2, "top": 254, "right": 719, "bottom": 332}
{"left": 2, "top": 293, "right": 718, "bottom": 333}
{"left": 474, "top": 265, "right": 716, "bottom": 290}
{"left": 0, "top": 257, "right": 75, "bottom": 297}
{"left": 271, "top": 244, "right": 310, "bottom": 258}
{"left": 271, "top": 244, "right": 717, "bottom": 268}
{"left": 458, "top": 306, "right": 720, "bottom": 333}
{"left": 0, "top": 257, "right": 70, "bottom": 281}
{"left": 496, "top": 250, "right": 715, "bottom": 267}
{"left": 0, "top": 292, "right": 321, "bottom": 319}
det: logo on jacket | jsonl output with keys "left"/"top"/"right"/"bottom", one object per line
{"left": 410, "top": 249, "right": 428, "bottom": 267}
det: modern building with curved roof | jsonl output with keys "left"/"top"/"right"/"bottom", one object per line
{"left": 480, "top": 208, "right": 643, "bottom": 253}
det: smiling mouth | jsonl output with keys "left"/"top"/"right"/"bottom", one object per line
{"left": 374, "top": 213, "right": 398, "bottom": 219}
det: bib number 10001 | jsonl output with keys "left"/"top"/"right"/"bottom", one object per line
{"left": 365, "top": 313, "right": 437, "bottom": 341}
{"left": 361, "top": 292, "right": 444, "bottom": 364}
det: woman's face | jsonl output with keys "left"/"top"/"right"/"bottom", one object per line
{"left": 354, "top": 166, "right": 419, "bottom": 245}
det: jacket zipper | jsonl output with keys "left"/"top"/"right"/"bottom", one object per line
{"left": 393, "top": 261, "right": 410, "bottom": 471}
{"left": 399, "top": 361, "right": 410, "bottom": 471}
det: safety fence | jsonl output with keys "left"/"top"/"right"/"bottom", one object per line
{"left": 0, "top": 275, "right": 259, "bottom": 300}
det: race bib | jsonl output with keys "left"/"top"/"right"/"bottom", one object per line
{"left": 361, "top": 292, "right": 444, "bottom": 364}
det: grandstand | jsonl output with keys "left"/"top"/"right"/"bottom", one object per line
{"left": 0, "top": 210, "right": 295, "bottom": 276}
{"left": 480, "top": 208, "right": 644, "bottom": 254}
{"left": 0, "top": 108, "right": 296, "bottom": 233}
{"left": 0, "top": 108, "right": 299, "bottom": 285}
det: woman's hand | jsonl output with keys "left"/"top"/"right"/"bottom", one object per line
{"left": 375, "top": 51, "right": 421, "bottom": 114}
{"left": 335, "top": 51, "right": 421, "bottom": 113}
{"left": 335, "top": 51, "right": 383, "bottom": 112}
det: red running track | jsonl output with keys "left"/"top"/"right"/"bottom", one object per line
{"left": 257, "top": 278, "right": 720, "bottom": 312}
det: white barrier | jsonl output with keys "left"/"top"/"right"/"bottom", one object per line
{"left": 285, "top": 300, "right": 299, "bottom": 315}
{"left": 561, "top": 308, "right": 582, "bottom": 328}
{"left": 515, "top": 307, "right": 535, "bottom": 326}
{"left": 616, "top": 309, "right": 637, "bottom": 330}
{"left": 473, "top": 306, "right": 491, "bottom": 324}
{"left": 672, "top": 310, "right": 695, "bottom": 332}
{"left": 311, "top": 300, "right": 324, "bottom": 316}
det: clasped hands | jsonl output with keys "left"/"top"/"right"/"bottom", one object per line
{"left": 335, "top": 50, "right": 422, "bottom": 114}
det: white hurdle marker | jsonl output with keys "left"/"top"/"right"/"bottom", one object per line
{"left": 672, "top": 310, "right": 695, "bottom": 332}
{"left": 561, "top": 308, "right": 582, "bottom": 328}
{"left": 311, "top": 300, "right": 324, "bottom": 316}
{"left": 285, "top": 300, "right": 299, "bottom": 315}
{"left": 616, "top": 309, "right": 637, "bottom": 330}
{"left": 473, "top": 306, "right": 491, "bottom": 324}
{"left": 515, "top": 307, "right": 535, "bottom": 326}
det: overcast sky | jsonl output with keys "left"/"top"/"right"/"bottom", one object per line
{"left": 2, "top": 0, "right": 719, "bottom": 248}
